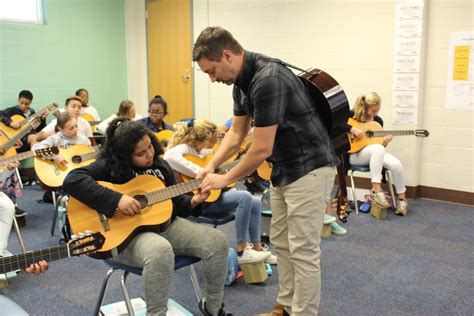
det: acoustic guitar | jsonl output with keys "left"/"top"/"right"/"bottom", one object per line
{"left": 34, "top": 144, "right": 99, "bottom": 189}
{"left": 67, "top": 175, "right": 206, "bottom": 258}
{"left": 154, "top": 129, "right": 174, "bottom": 148}
{"left": 0, "top": 147, "right": 58, "bottom": 172}
{"left": 347, "top": 118, "right": 430, "bottom": 153}
{"left": 177, "top": 154, "right": 241, "bottom": 202}
{"left": 0, "top": 231, "right": 104, "bottom": 288}
{"left": 80, "top": 113, "right": 102, "bottom": 131}
{"left": 0, "top": 103, "right": 59, "bottom": 143}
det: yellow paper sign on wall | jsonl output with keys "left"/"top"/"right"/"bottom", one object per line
{"left": 453, "top": 45, "right": 470, "bottom": 81}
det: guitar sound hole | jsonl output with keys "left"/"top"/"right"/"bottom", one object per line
{"left": 134, "top": 194, "right": 148, "bottom": 209}
{"left": 366, "top": 131, "right": 374, "bottom": 138}
{"left": 71, "top": 155, "right": 82, "bottom": 164}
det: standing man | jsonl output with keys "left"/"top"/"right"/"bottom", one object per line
{"left": 193, "top": 26, "right": 339, "bottom": 315}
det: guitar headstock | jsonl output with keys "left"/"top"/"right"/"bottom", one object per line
{"left": 34, "top": 146, "right": 59, "bottom": 160}
{"left": 69, "top": 231, "right": 105, "bottom": 257}
{"left": 415, "top": 129, "right": 429, "bottom": 137}
{"left": 46, "top": 102, "right": 60, "bottom": 112}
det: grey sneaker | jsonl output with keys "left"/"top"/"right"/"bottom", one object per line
{"left": 370, "top": 191, "right": 390, "bottom": 208}
{"left": 395, "top": 200, "right": 408, "bottom": 216}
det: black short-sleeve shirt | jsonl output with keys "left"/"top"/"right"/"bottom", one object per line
{"left": 233, "top": 51, "right": 339, "bottom": 186}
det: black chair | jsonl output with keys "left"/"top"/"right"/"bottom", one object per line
{"left": 190, "top": 212, "right": 235, "bottom": 228}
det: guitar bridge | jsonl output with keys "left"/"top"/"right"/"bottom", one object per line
{"left": 98, "top": 214, "right": 110, "bottom": 231}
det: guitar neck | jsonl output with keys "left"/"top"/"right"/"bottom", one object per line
{"left": 79, "top": 149, "right": 99, "bottom": 162}
{"left": 145, "top": 178, "right": 203, "bottom": 206}
{"left": 0, "top": 150, "right": 35, "bottom": 165}
{"left": 369, "top": 130, "right": 416, "bottom": 137}
{"left": 0, "top": 126, "right": 33, "bottom": 151}
{"left": 0, "top": 244, "right": 70, "bottom": 274}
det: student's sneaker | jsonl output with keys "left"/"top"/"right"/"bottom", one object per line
{"left": 245, "top": 243, "right": 276, "bottom": 264}
{"left": 238, "top": 247, "right": 270, "bottom": 264}
{"left": 323, "top": 214, "right": 337, "bottom": 225}
{"left": 370, "top": 190, "right": 390, "bottom": 208}
{"left": 395, "top": 200, "right": 409, "bottom": 216}
{"left": 14, "top": 206, "right": 27, "bottom": 217}
{"left": 198, "top": 298, "right": 232, "bottom": 316}
{"left": 330, "top": 221, "right": 347, "bottom": 235}
{"left": 265, "top": 253, "right": 278, "bottom": 265}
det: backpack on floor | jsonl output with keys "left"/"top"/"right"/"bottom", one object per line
{"left": 225, "top": 248, "right": 239, "bottom": 286}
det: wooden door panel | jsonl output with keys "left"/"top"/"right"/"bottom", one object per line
{"left": 146, "top": 0, "right": 192, "bottom": 125}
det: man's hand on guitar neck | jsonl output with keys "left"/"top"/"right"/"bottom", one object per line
{"left": 383, "top": 134, "right": 393, "bottom": 147}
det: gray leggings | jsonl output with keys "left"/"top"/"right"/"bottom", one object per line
{"left": 114, "top": 217, "right": 229, "bottom": 315}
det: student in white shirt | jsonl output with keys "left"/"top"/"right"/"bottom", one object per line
{"left": 36, "top": 96, "right": 93, "bottom": 142}
{"left": 75, "top": 88, "right": 101, "bottom": 121}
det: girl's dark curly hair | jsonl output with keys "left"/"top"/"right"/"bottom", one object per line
{"left": 102, "top": 118, "right": 164, "bottom": 179}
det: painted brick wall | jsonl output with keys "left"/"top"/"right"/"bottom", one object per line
{"left": 0, "top": 0, "right": 128, "bottom": 120}
{"left": 192, "top": 0, "right": 473, "bottom": 193}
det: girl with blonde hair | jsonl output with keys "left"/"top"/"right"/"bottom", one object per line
{"left": 347, "top": 92, "right": 408, "bottom": 215}
{"left": 164, "top": 118, "right": 276, "bottom": 265}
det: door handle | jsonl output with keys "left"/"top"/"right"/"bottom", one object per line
{"left": 180, "top": 69, "right": 190, "bottom": 82}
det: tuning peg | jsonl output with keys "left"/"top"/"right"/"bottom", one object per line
{"left": 71, "top": 234, "right": 79, "bottom": 240}
{"left": 78, "top": 232, "right": 86, "bottom": 237}
{"left": 85, "top": 230, "right": 93, "bottom": 235}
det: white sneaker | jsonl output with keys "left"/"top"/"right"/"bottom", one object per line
{"left": 370, "top": 190, "right": 390, "bottom": 208}
{"left": 324, "top": 214, "right": 337, "bottom": 224}
{"left": 265, "top": 253, "right": 278, "bottom": 265}
{"left": 238, "top": 248, "right": 271, "bottom": 264}
{"left": 395, "top": 200, "right": 408, "bottom": 216}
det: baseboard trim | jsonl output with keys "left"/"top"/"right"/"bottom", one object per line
{"left": 341, "top": 176, "right": 474, "bottom": 206}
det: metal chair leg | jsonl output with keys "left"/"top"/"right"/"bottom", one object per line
{"left": 12, "top": 216, "right": 26, "bottom": 254}
{"left": 189, "top": 265, "right": 202, "bottom": 301}
{"left": 94, "top": 268, "right": 116, "bottom": 315}
{"left": 120, "top": 271, "right": 135, "bottom": 316}
{"left": 386, "top": 170, "right": 396, "bottom": 208}
{"left": 349, "top": 170, "right": 359, "bottom": 214}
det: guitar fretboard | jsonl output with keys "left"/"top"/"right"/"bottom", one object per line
{"left": 0, "top": 244, "right": 70, "bottom": 274}
{"left": 0, "top": 151, "right": 35, "bottom": 166}
{"left": 145, "top": 178, "right": 203, "bottom": 205}
{"left": 368, "top": 130, "right": 416, "bottom": 137}
{"left": 78, "top": 150, "right": 100, "bottom": 163}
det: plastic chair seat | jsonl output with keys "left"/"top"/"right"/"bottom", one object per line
{"left": 190, "top": 213, "right": 235, "bottom": 228}
{"left": 103, "top": 256, "right": 201, "bottom": 276}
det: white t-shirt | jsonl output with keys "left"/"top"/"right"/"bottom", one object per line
{"left": 96, "top": 113, "right": 145, "bottom": 135}
{"left": 81, "top": 105, "right": 101, "bottom": 121}
{"left": 163, "top": 143, "right": 212, "bottom": 178}
{"left": 41, "top": 116, "right": 93, "bottom": 137}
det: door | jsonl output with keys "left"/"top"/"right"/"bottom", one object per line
{"left": 146, "top": 0, "right": 193, "bottom": 125}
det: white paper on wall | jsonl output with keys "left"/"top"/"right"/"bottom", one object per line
{"left": 394, "top": 55, "right": 421, "bottom": 72}
{"left": 395, "top": 2, "right": 424, "bottom": 20}
{"left": 394, "top": 19, "right": 423, "bottom": 38}
{"left": 392, "top": 91, "right": 419, "bottom": 108}
{"left": 393, "top": 73, "right": 420, "bottom": 91}
{"left": 392, "top": 107, "right": 418, "bottom": 124}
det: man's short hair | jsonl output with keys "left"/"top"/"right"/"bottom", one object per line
{"left": 65, "top": 96, "right": 82, "bottom": 106}
{"left": 192, "top": 26, "right": 243, "bottom": 62}
{"left": 18, "top": 90, "right": 33, "bottom": 101}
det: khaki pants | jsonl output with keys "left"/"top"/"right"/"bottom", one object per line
{"left": 270, "top": 166, "right": 335, "bottom": 315}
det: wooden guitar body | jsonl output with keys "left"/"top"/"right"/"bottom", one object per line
{"left": 34, "top": 144, "right": 96, "bottom": 189}
{"left": 68, "top": 175, "right": 174, "bottom": 258}
{"left": 0, "top": 114, "right": 31, "bottom": 140}
{"left": 155, "top": 129, "right": 174, "bottom": 148}
{"left": 347, "top": 118, "right": 384, "bottom": 153}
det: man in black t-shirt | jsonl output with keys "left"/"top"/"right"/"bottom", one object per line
{"left": 193, "top": 26, "right": 339, "bottom": 316}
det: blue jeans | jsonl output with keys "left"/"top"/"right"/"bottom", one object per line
{"left": 202, "top": 189, "right": 262, "bottom": 244}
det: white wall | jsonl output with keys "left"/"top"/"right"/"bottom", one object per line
{"left": 124, "top": 0, "right": 148, "bottom": 116}
{"left": 191, "top": 0, "right": 474, "bottom": 193}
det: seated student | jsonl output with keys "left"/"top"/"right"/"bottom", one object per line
{"left": 36, "top": 96, "right": 93, "bottom": 142}
{"left": 163, "top": 119, "right": 276, "bottom": 265}
{"left": 0, "top": 260, "right": 48, "bottom": 315}
{"left": 32, "top": 112, "right": 91, "bottom": 162}
{"left": 137, "top": 95, "right": 174, "bottom": 133}
{"left": 96, "top": 99, "right": 142, "bottom": 135}
{"left": 63, "top": 119, "right": 231, "bottom": 316}
{"left": 0, "top": 146, "right": 26, "bottom": 218}
{"left": 0, "top": 90, "right": 47, "bottom": 151}
{"left": 75, "top": 88, "right": 101, "bottom": 121}
{"left": 345, "top": 92, "right": 408, "bottom": 215}
{"left": 0, "top": 160, "right": 20, "bottom": 259}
